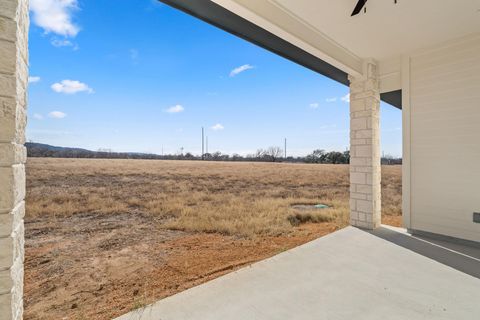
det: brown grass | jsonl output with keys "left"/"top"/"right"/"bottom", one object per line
{"left": 26, "top": 158, "right": 401, "bottom": 237}
{"left": 24, "top": 158, "right": 402, "bottom": 319}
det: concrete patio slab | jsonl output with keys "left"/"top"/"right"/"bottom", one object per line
{"left": 116, "top": 226, "right": 480, "bottom": 320}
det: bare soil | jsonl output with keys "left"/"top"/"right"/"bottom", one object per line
{"left": 24, "top": 212, "right": 337, "bottom": 319}
{"left": 24, "top": 158, "right": 401, "bottom": 319}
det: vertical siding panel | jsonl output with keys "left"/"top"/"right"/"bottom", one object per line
{"left": 410, "top": 35, "right": 480, "bottom": 242}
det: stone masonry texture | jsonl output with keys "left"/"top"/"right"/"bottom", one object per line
{"left": 349, "top": 61, "right": 381, "bottom": 230}
{"left": 0, "top": 0, "right": 29, "bottom": 319}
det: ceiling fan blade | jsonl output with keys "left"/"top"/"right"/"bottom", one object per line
{"left": 351, "top": 0, "right": 367, "bottom": 16}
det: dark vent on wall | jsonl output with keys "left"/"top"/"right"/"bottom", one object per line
{"left": 473, "top": 212, "right": 480, "bottom": 223}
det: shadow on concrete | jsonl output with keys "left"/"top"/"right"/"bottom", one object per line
{"left": 366, "top": 226, "right": 480, "bottom": 280}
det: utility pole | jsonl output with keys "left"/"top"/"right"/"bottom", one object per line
{"left": 202, "top": 127, "right": 205, "bottom": 160}
{"left": 284, "top": 138, "right": 287, "bottom": 159}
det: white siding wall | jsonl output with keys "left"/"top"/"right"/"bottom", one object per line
{"left": 409, "top": 34, "right": 480, "bottom": 242}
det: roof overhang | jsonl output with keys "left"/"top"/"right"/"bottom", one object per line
{"left": 159, "top": 0, "right": 404, "bottom": 108}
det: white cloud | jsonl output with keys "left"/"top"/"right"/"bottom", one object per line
{"left": 165, "top": 105, "right": 184, "bottom": 113}
{"left": 50, "top": 38, "right": 77, "bottom": 49}
{"left": 326, "top": 97, "right": 337, "bottom": 102}
{"left": 30, "top": 0, "right": 80, "bottom": 37}
{"left": 309, "top": 103, "right": 319, "bottom": 109}
{"left": 341, "top": 93, "right": 350, "bottom": 103}
{"left": 229, "top": 64, "right": 254, "bottom": 77}
{"left": 29, "top": 76, "right": 41, "bottom": 83}
{"left": 51, "top": 80, "right": 93, "bottom": 94}
{"left": 48, "top": 111, "right": 67, "bottom": 119}
{"left": 211, "top": 123, "right": 224, "bottom": 131}
{"left": 33, "top": 113, "right": 44, "bottom": 120}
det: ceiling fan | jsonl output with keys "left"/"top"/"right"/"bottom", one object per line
{"left": 351, "top": 0, "right": 367, "bottom": 16}
{"left": 351, "top": 0, "right": 398, "bottom": 16}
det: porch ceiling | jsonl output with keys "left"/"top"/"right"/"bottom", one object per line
{"left": 272, "top": 0, "right": 480, "bottom": 60}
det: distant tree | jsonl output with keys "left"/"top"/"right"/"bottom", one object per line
{"left": 306, "top": 149, "right": 325, "bottom": 163}
{"left": 184, "top": 152, "right": 195, "bottom": 160}
{"left": 305, "top": 149, "right": 350, "bottom": 164}
{"left": 212, "top": 151, "right": 222, "bottom": 161}
{"left": 381, "top": 154, "right": 402, "bottom": 165}
{"left": 26, "top": 142, "right": 373, "bottom": 165}
{"left": 343, "top": 150, "right": 350, "bottom": 164}
{"left": 262, "top": 146, "right": 283, "bottom": 162}
{"left": 254, "top": 149, "right": 265, "bottom": 160}
{"left": 325, "top": 151, "right": 344, "bottom": 164}
{"left": 203, "top": 152, "right": 212, "bottom": 160}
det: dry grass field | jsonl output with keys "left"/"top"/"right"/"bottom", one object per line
{"left": 24, "top": 158, "right": 401, "bottom": 319}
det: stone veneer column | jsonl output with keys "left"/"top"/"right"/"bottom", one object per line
{"left": 349, "top": 60, "right": 381, "bottom": 230}
{"left": 0, "top": 0, "right": 29, "bottom": 319}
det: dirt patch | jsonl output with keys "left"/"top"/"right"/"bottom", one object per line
{"left": 382, "top": 214, "right": 402, "bottom": 227}
{"left": 24, "top": 158, "right": 402, "bottom": 319}
{"left": 24, "top": 211, "right": 336, "bottom": 320}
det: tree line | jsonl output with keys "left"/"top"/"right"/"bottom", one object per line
{"left": 26, "top": 142, "right": 401, "bottom": 165}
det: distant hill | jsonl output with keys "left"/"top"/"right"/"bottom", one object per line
{"left": 26, "top": 142, "right": 164, "bottom": 160}
{"left": 27, "top": 142, "right": 93, "bottom": 155}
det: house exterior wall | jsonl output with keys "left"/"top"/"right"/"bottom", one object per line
{"left": 408, "top": 33, "right": 480, "bottom": 243}
{"left": 0, "top": 0, "right": 29, "bottom": 318}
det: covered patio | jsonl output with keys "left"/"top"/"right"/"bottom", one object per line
{"left": 0, "top": 0, "right": 479, "bottom": 318}
{"left": 117, "top": 225, "right": 480, "bottom": 320}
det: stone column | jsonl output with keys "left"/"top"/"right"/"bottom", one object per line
{"left": 349, "top": 60, "right": 381, "bottom": 230}
{"left": 0, "top": 0, "right": 29, "bottom": 319}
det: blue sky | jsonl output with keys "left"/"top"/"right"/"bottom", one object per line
{"left": 27, "top": 0, "right": 402, "bottom": 157}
